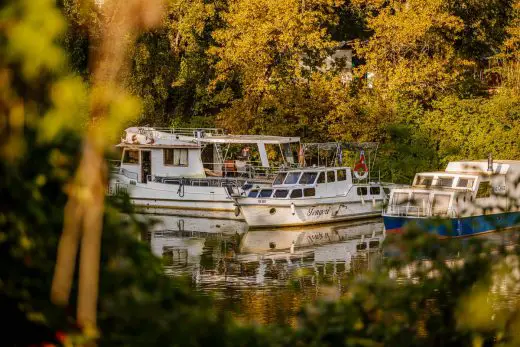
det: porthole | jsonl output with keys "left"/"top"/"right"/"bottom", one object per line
{"left": 269, "top": 208, "right": 276, "bottom": 215}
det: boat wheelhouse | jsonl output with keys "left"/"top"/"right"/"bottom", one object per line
{"left": 234, "top": 164, "right": 391, "bottom": 228}
{"left": 383, "top": 158, "right": 520, "bottom": 237}
{"left": 108, "top": 127, "right": 301, "bottom": 219}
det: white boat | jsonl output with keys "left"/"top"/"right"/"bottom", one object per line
{"left": 233, "top": 151, "right": 394, "bottom": 228}
{"left": 107, "top": 127, "right": 301, "bottom": 219}
{"left": 383, "top": 157, "right": 520, "bottom": 237}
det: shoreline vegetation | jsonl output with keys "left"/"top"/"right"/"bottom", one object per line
{"left": 1, "top": 0, "right": 520, "bottom": 346}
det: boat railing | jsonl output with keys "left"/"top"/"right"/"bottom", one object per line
{"left": 139, "top": 127, "right": 226, "bottom": 137}
{"left": 386, "top": 205, "right": 431, "bottom": 217}
{"left": 153, "top": 176, "right": 253, "bottom": 188}
{"left": 203, "top": 161, "right": 285, "bottom": 180}
{"left": 106, "top": 181, "right": 129, "bottom": 196}
{"left": 120, "top": 168, "right": 138, "bottom": 180}
{"left": 107, "top": 159, "right": 138, "bottom": 181}
{"left": 386, "top": 204, "right": 458, "bottom": 218}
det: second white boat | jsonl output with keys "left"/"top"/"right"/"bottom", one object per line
{"left": 234, "top": 162, "right": 393, "bottom": 228}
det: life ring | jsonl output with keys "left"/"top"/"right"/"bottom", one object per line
{"left": 353, "top": 151, "right": 368, "bottom": 179}
{"left": 354, "top": 163, "right": 368, "bottom": 179}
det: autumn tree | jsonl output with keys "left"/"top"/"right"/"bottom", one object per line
{"left": 209, "top": 0, "right": 345, "bottom": 134}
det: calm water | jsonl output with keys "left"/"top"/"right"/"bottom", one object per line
{"left": 139, "top": 214, "right": 520, "bottom": 326}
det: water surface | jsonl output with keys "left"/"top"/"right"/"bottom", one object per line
{"left": 141, "top": 214, "right": 519, "bottom": 325}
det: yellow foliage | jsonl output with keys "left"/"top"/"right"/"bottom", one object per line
{"left": 3, "top": 0, "right": 66, "bottom": 79}
{"left": 354, "top": 0, "right": 471, "bottom": 100}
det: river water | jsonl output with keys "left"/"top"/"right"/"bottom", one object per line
{"left": 140, "top": 214, "right": 519, "bottom": 326}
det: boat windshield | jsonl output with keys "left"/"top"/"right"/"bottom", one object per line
{"left": 415, "top": 175, "right": 433, "bottom": 187}
{"left": 258, "top": 189, "right": 273, "bottom": 198}
{"left": 273, "top": 189, "right": 289, "bottom": 198}
{"left": 434, "top": 177, "right": 454, "bottom": 187}
{"left": 273, "top": 172, "right": 287, "bottom": 185}
{"left": 284, "top": 172, "right": 301, "bottom": 184}
{"left": 457, "top": 177, "right": 475, "bottom": 188}
{"left": 298, "top": 172, "right": 318, "bottom": 184}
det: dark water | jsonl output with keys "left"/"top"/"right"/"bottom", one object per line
{"left": 140, "top": 214, "right": 519, "bottom": 326}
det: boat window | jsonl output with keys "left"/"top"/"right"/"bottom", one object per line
{"left": 317, "top": 172, "right": 326, "bottom": 184}
{"left": 415, "top": 175, "right": 432, "bottom": 186}
{"left": 476, "top": 181, "right": 492, "bottom": 198}
{"left": 327, "top": 171, "right": 336, "bottom": 183}
{"left": 284, "top": 172, "right": 301, "bottom": 184}
{"left": 273, "top": 172, "right": 287, "bottom": 185}
{"left": 457, "top": 178, "right": 475, "bottom": 188}
{"left": 337, "top": 169, "right": 347, "bottom": 181}
{"left": 164, "top": 149, "right": 189, "bottom": 166}
{"left": 123, "top": 150, "right": 139, "bottom": 164}
{"left": 383, "top": 187, "right": 391, "bottom": 195}
{"left": 299, "top": 172, "right": 318, "bottom": 184}
{"left": 369, "top": 186, "right": 380, "bottom": 195}
{"left": 290, "top": 189, "right": 303, "bottom": 198}
{"left": 303, "top": 188, "right": 316, "bottom": 197}
{"left": 411, "top": 193, "right": 430, "bottom": 208}
{"left": 357, "top": 187, "right": 368, "bottom": 196}
{"left": 393, "top": 192, "right": 409, "bottom": 206}
{"left": 432, "top": 194, "right": 450, "bottom": 215}
{"left": 258, "top": 189, "right": 273, "bottom": 198}
{"left": 273, "top": 189, "right": 289, "bottom": 198}
{"left": 248, "top": 190, "right": 259, "bottom": 198}
{"left": 435, "top": 177, "right": 454, "bottom": 187}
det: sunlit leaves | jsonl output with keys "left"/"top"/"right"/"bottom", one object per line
{"left": 354, "top": 0, "right": 470, "bottom": 100}
{"left": 2, "top": 0, "right": 66, "bottom": 79}
{"left": 38, "top": 76, "right": 89, "bottom": 143}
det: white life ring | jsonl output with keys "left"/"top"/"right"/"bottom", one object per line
{"left": 353, "top": 165, "right": 368, "bottom": 179}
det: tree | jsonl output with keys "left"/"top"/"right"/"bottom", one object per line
{"left": 209, "top": 0, "right": 345, "bottom": 134}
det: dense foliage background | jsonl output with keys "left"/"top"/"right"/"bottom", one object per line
{"left": 1, "top": 0, "right": 520, "bottom": 346}
{"left": 61, "top": 0, "right": 520, "bottom": 182}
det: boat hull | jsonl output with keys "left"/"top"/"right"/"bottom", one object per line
{"left": 108, "top": 177, "right": 245, "bottom": 220}
{"left": 383, "top": 211, "right": 520, "bottom": 237}
{"left": 239, "top": 199, "right": 383, "bottom": 228}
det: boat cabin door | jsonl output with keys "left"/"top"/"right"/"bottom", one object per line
{"left": 141, "top": 150, "right": 151, "bottom": 183}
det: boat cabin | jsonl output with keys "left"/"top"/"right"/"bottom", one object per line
{"left": 245, "top": 166, "right": 384, "bottom": 200}
{"left": 114, "top": 127, "right": 300, "bottom": 184}
{"left": 386, "top": 160, "right": 520, "bottom": 217}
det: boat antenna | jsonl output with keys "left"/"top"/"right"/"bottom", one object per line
{"left": 487, "top": 153, "right": 493, "bottom": 172}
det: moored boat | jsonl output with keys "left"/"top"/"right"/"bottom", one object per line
{"left": 108, "top": 127, "right": 301, "bottom": 219}
{"left": 234, "top": 151, "right": 396, "bottom": 228}
{"left": 383, "top": 157, "right": 520, "bottom": 237}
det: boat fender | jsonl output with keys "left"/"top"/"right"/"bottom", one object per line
{"left": 234, "top": 205, "right": 241, "bottom": 217}
{"left": 290, "top": 202, "right": 295, "bottom": 215}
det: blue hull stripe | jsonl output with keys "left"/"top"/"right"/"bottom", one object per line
{"left": 383, "top": 211, "right": 520, "bottom": 237}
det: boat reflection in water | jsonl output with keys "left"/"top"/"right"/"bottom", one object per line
{"left": 145, "top": 214, "right": 385, "bottom": 324}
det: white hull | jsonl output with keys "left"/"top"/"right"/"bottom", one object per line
{"left": 109, "top": 175, "right": 247, "bottom": 220}
{"left": 238, "top": 198, "right": 383, "bottom": 228}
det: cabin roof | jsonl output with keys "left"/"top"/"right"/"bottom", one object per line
{"left": 116, "top": 143, "right": 200, "bottom": 149}
{"left": 445, "top": 160, "right": 520, "bottom": 175}
{"left": 198, "top": 134, "right": 300, "bottom": 145}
